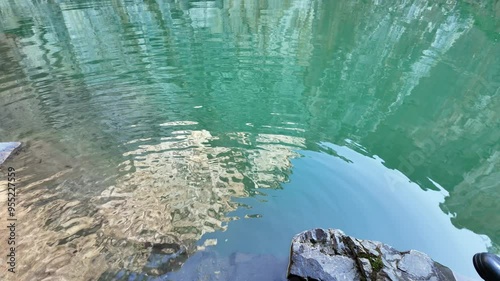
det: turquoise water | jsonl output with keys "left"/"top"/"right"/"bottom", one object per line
{"left": 0, "top": 0, "right": 498, "bottom": 280}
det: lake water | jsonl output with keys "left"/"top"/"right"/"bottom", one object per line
{"left": 0, "top": 0, "right": 498, "bottom": 280}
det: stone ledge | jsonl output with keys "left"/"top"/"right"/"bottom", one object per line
{"left": 287, "top": 228, "right": 475, "bottom": 281}
{"left": 0, "top": 142, "right": 21, "bottom": 165}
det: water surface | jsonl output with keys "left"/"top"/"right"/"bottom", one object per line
{"left": 0, "top": 0, "right": 498, "bottom": 280}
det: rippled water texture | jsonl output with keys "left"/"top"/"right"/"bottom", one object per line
{"left": 0, "top": 0, "right": 499, "bottom": 280}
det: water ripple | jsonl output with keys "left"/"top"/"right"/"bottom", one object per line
{"left": 0, "top": 0, "right": 498, "bottom": 280}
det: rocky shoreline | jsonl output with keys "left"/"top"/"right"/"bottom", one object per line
{"left": 101, "top": 229, "right": 478, "bottom": 281}
{"left": 288, "top": 228, "right": 476, "bottom": 281}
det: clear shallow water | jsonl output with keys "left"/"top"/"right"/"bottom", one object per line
{"left": 0, "top": 0, "right": 498, "bottom": 280}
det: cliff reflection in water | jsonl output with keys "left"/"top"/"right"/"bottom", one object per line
{"left": 0, "top": 0, "right": 498, "bottom": 279}
{"left": 0, "top": 129, "right": 302, "bottom": 279}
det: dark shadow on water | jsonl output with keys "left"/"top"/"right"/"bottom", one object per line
{"left": 98, "top": 249, "right": 288, "bottom": 281}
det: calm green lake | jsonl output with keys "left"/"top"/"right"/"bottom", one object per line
{"left": 0, "top": 0, "right": 498, "bottom": 280}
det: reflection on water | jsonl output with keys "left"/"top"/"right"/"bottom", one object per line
{"left": 0, "top": 0, "right": 498, "bottom": 280}
{"left": 202, "top": 141, "right": 492, "bottom": 279}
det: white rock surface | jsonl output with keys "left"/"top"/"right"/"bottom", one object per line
{"left": 288, "top": 228, "right": 460, "bottom": 281}
{"left": 0, "top": 142, "right": 21, "bottom": 165}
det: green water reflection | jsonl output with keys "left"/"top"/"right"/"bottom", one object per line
{"left": 0, "top": 0, "right": 498, "bottom": 279}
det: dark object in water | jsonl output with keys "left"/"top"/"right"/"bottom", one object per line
{"left": 142, "top": 242, "right": 188, "bottom": 276}
{"left": 473, "top": 252, "right": 500, "bottom": 281}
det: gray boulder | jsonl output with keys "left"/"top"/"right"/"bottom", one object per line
{"left": 0, "top": 142, "right": 21, "bottom": 165}
{"left": 287, "top": 228, "right": 458, "bottom": 281}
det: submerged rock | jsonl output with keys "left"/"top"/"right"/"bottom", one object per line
{"left": 0, "top": 142, "right": 21, "bottom": 165}
{"left": 287, "top": 228, "right": 458, "bottom": 281}
{"left": 100, "top": 249, "right": 289, "bottom": 281}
